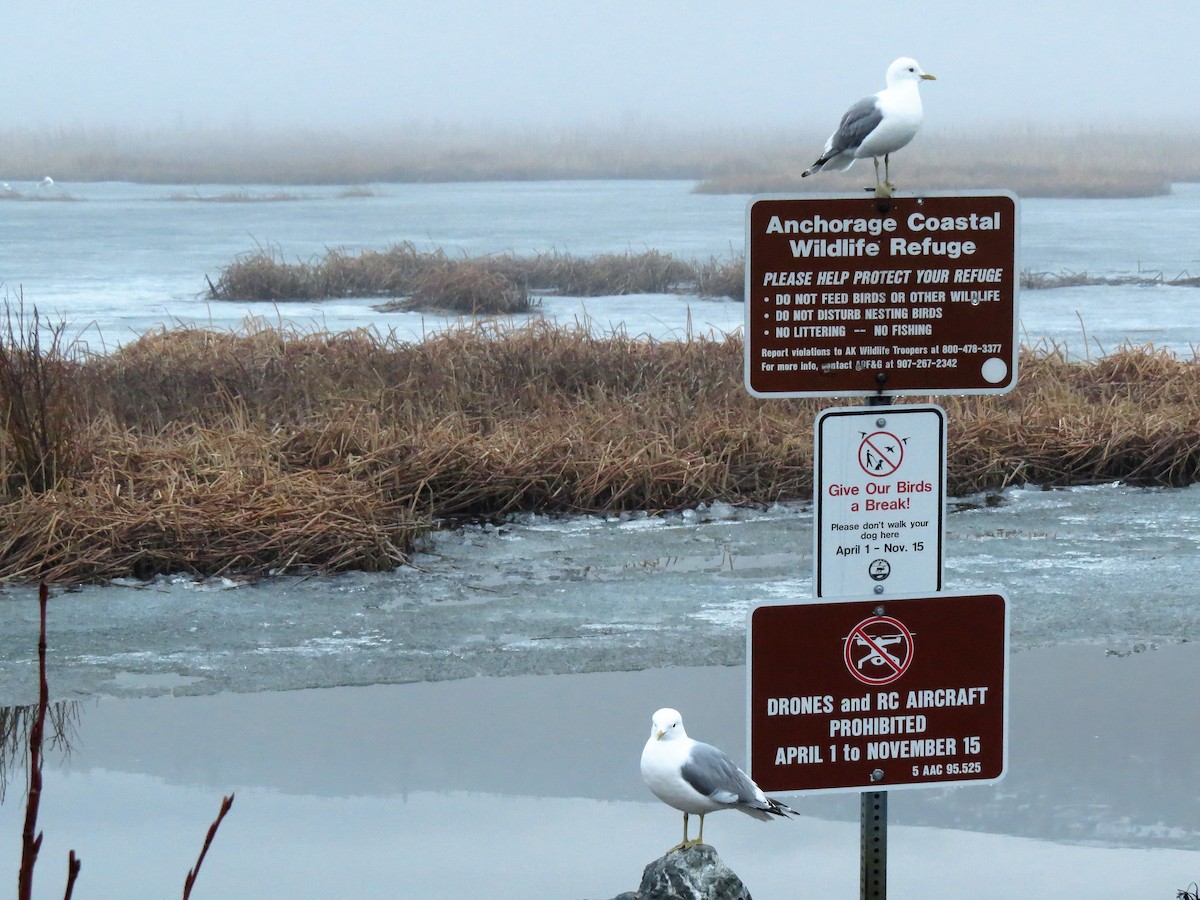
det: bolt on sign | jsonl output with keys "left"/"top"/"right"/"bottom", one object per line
{"left": 747, "top": 592, "right": 1009, "bottom": 794}
{"left": 815, "top": 404, "right": 946, "bottom": 598}
{"left": 744, "top": 192, "right": 1019, "bottom": 398}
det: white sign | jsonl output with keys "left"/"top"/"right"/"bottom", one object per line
{"left": 815, "top": 404, "right": 946, "bottom": 597}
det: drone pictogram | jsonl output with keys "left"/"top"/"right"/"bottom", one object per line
{"left": 843, "top": 615, "right": 915, "bottom": 685}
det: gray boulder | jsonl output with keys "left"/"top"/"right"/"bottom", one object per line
{"left": 599, "top": 844, "right": 752, "bottom": 900}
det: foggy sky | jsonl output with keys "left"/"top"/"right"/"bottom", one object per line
{"left": 5, "top": 0, "right": 1197, "bottom": 134}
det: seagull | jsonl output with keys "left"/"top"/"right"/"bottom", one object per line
{"left": 640, "top": 707, "right": 796, "bottom": 851}
{"left": 801, "top": 57, "right": 936, "bottom": 198}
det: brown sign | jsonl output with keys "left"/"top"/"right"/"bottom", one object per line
{"left": 744, "top": 192, "right": 1019, "bottom": 397}
{"left": 748, "top": 592, "right": 1008, "bottom": 793}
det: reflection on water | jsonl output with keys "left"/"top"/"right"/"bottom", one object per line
{"left": 0, "top": 648, "right": 1196, "bottom": 899}
{"left": 0, "top": 701, "right": 80, "bottom": 802}
{"left": 90, "top": 645, "right": 1195, "bottom": 851}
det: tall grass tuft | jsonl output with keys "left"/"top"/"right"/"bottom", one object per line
{"left": 212, "top": 246, "right": 1200, "bottom": 310}
{"left": 0, "top": 301, "right": 81, "bottom": 495}
{"left": 0, "top": 319, "right": 1198, "bottom": 582}
{"left": 209, "top": 245, "right": 744, "bottom": 306}
{"left": 400, "top": 262, "right": 529, "bottom": 314}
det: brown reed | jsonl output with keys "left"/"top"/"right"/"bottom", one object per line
{"left": 211, "top": 245, "right": 1200, "bottom": 309}
{"left": 161, "top": 190, "right": 305, "bottom": 202}
{"left": 4, "top": 122, "right": 1200, "bottom": 198}
{"left": 1019, "top": 268, "right": 1200, "bottom": 290}
{"left": 209, "top": 246, "right": 744, "bottom": 306}
{"left": 0, "top": 302, "right": 82, "bottom": 495}
{"left": 0, "top": 318, "right": 1197, "bottom": 583}
{"left": 395, "top": 262, "right": 529, "bottom": 314}
{"left": 692, "top": 127, "right": 1200, "bottom": 199}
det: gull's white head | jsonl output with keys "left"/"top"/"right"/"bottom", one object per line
{"left": 649, "top": 707, "right": 687, "bottom": 742}
{"left": 886, "top": 57, "right": 936, "bottom": 87}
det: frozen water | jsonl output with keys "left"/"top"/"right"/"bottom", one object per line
{"left": 2, "top": 181, "right": 1199, "bottom": 895}
{"left": 0, "top": 483, "right": 1194, "bottom": 704}
{"left": 3, "top": 179, "right": 1200, "bottom": 354}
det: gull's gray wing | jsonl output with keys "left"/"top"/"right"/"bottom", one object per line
{"left": 825, "top": 95, "right": 883, "bottom": 157}
{"left": 681, "top": 742, "right": 761, "bottom": 806}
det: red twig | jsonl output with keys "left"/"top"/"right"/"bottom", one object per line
{"left": 63, "top": 850, "right": 81, "bottom": 900}
{"left": 17, "top": 583, "right": 50, "bottom": 900}
{"left": 183, "top": 793, "right": 235, "bottom": 899}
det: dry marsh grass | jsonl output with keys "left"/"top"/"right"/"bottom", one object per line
{"left": 1021, "top": 269, "right": 1200, "bottom": 289}
{"left": 3, "top": 123, "right": 1200, "bottom": 198}
{"left": 209, "top": 245, "right": 744, "bottom": 308}
{"left": 0, "top": 189, "right": 78, "bottom": 202}
{"left": 1, "top": 316, "right": 1198, "bottom": 583}
{"left": 210, "top": 244, "right": 1200, "bottom": 309}
{"left": 694, "top": 128, "right": 1200, "bottom": 198}
{"left": 160, "top": 189, "right": 306, "bottom": 202}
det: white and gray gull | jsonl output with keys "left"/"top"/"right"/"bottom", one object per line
{"left": 640, "top": 707, "right": 796, "bottom": 851}
{"left": 801, "top": 57, "right": 936, "bottom": 198}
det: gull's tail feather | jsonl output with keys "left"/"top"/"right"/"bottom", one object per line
{"left": 741, "top": 795, "right": 798, "bottom": 820}
{"left": 765, "top": 797, "right": 798, "bottom": 819}
{"left": 801, "top": 155, "right": 829, "bottom": 178}
{"left": 802, "top": 150, "right": 854, "bottom": 177}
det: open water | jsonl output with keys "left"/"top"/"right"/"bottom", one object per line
{"left": 0, "top": 179, "right": 1198, "bottom": 897}
{"left": 4, "top": 179, "right": 1200, "bottom": 353}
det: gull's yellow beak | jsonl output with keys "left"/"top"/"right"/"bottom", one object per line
{"left": 655, "top": 728, "right": 666, "bottom": 740}
{"left": 921, "top": 73, "right": 937, "bottom": 81}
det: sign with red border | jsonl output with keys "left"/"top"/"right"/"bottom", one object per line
{"left": 748, "top": 592, "right": 1008, "bottom": 794}
{"left": 815, "top": 404, "right": 946, "bottom": 598}
{"left": 744, "top": 192, "right": 1019, "bottom": 398}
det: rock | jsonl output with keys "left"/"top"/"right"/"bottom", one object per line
{"left": 597, "top": 844, "right": 752, "bottom": 900}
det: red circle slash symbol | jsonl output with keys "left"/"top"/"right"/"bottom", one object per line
{"left": 858, "top": 431, "right": 903, "bottom": 477}
{"left": 844, "top": 615, "right": 914, "bottom": 685}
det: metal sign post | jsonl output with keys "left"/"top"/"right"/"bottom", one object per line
{"left": 861, "top": 790, "right": 887, "bottom": 900}
{"left": 862, "top": 392, "right": 891, "bottom": 900}
{"left": 748, "top": 589, "right": 1010, "bottom": 895}
{"left": 744, "top": 190, "right": 1018, "bottom": 900}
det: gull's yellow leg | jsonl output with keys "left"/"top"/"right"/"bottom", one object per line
{"left": 873, "top": 157, "right": 893, "bottom": 199}
{"left": 668, "top": 812, "right": 690, "bottom": 853}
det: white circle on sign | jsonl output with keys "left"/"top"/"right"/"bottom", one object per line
{"left": 980, "top": 357, "right": 1008, "bottom": 384}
